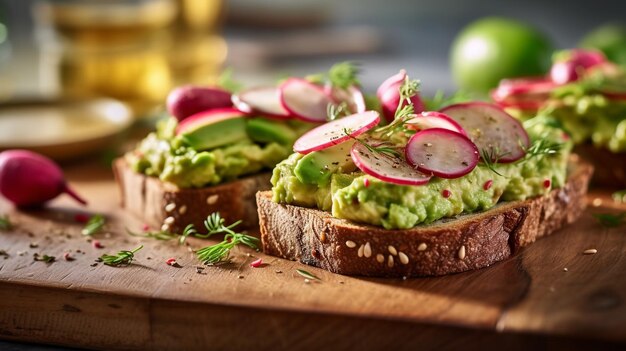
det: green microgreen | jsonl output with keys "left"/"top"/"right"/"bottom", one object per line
{"left": 328, "top": 61, "right": 361, "bottom": 89}
{"left": 34, "top": 253, "right": 56, "bottom": 263}
{"left": 82, "top": 214, "right": 105, "bottom": 236}
{"left": 342, "top": 128, "right": 401, "bottom": 158}
{"left": 296, "top": 269, "right": 321, "bottom": 281}
{"left": 217, "top": 67, "right": 243, "bottom": 93}
{"left": 479, "top": 148, "right": 508, "bottom": 177}
{"left": 592, "top": 212, "right": 626, "bottom": 228}
{"left": 100, "top": 245, "right": 143, "bottom": 267}
{"left": 189, "top": 213, "right": 260, "bottom": 265}
{"left": 0, "top": 215, "right": 12, "bottom": 231}
{"left": 327, "top": 101, "right": 350, "bottom": 121}
{"left": 126, "top": 228, "right": 177, "bottom": 241}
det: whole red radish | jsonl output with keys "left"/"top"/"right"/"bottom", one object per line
{"left": 377, "top": 70, "right": 424, "bottom": 122}
{"left": 167, "top": 86, "right": 232, "bottom": 121}
{"left": 0, "top": 150, "right": 87, "bottom": 208}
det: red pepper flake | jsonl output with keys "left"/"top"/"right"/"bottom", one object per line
{"left": 363, "top": 178, "right": 370, "bottom": 188}
{"left": 63, "top": 252, "right": 75, "bottom": 261}
{"left": 562, "top": 132, "right": 570, "bottom": 140}
{"left": 442, "top": 189, "right": 452, "bottom": 198}
{"left": 142, "top": 223, "right": 150, "bottom": 232}
{"left": 483, "top": 180, "right": 493, "bottom": 191}
{"left": 92, "top": 240, "right": 104, "bottom": 249}
{"left": 166, "top": 258, "right": 177, "bottom": 266}
{"left": 543, "top": 179, "right": 551, "bottom": 189}
{"left": 250, "top": 258, "right": 263, "bottom": 268}
{"left": 74, "top": 213, "right": 90, "bottom": 224}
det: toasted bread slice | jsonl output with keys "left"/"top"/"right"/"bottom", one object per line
{"left": 257, "top": 158, "right": 593, "bottom": 277}
{"left": 573, "top": 144, "right": 626, "bottom": 188}
{"left": 113, "top": 158, "right": 271, "bottom": 232}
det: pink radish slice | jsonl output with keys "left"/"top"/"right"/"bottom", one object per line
{"left": 232, "top": 86, "right": 290, "bottom": 119}
{"left": 350, "top": 141, "right": 431, "bottom": 186}
{"left": 405, "top": 111, "right": 467, "bottom": 136}
{"left": 440, "top": 102, "right": 530, "bottom": 163}
{"left": 279, "top": 78, "right": 336, "bottom": 123}
{"left": 405, "top": 128, "right": 479, "bottom": 179}
{"left": 550, "top": 60, "right": 580, "bottom": 85}
{"left": 326, "top": 85, "right": 367, "bottom": 113}
{"left": 176, "top": 107, "right": 244, "bottom": 134}
{"left": 494, "top": 77, "right": 555, "bottom": 96}
{"left": 293, "top": 111, "right": 380, "bottom": 154}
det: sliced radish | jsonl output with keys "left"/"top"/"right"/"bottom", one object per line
{"left": 492, "top": 77, "right": 555, "bottom": 110}
{"left": 405, "top": 128, "right": 478, "bottom": 179}
{"left": 549, "top": 49, "right": 607, "bottom": 85}
{"left": 405, "top": 111, "right": 467, "bottom": 136}
{"left": 440, "top": 102, "right": 529, "bottom": 163}
{"left": 232, "top": 86, "right": 290, "bottom": 119}
{"left": 494, "top": 77, "right": 555, "bottom": 97}
{"left": 293, "top": 111, "right": 380, "bottom": 154}
{"left": 351, "top": 141, "right": 431, "bottom": 186}
{"left": 325, "top": 84, "right": 366, "bottom": 113}
{"left": 279, "top": 78, "right": 335, "bottom": 123}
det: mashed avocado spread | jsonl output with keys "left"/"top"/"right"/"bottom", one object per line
{"left": 271, "top": 119, "right": 572, "bottom": 229}
{"left": 510, "top": 68, "right": 626, "bottom": 153}
{"left": 127, "top": 117, "right": 304, "bottom": 188}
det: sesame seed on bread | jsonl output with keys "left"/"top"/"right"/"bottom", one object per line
{"left": 257, "top": 157, "right": 593, "bottom": 277}
{"left": 113, "top": 158, "right": 270, "bottom": 233}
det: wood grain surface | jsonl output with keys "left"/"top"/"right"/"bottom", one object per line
{"left": 0, "top": 162, "right": 625, "bottom": 350}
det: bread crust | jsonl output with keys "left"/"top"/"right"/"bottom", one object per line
{"left": 573, "top": 144, "right": 626, "bottom": 188}
{"left": 257, "top": 158, "right": 594, "bottom": 277}
{"left": 113, "top": 158, "right": 271, "bottom": 232}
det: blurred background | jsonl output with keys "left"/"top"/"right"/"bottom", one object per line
{"left": 0, "top": 0, "right": 625, "bottom": 159}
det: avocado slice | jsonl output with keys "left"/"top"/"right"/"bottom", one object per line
{"left": 246, "top": 117, "right": 297, "bottom": 145}
{"left": 294, "top": 141, "right": 356, "bottom": 186}
{"left": 177, "top": 108, "right": 248, "bottom": 150}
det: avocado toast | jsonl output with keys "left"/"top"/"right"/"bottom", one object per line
{"left": 115, "top": 64, "right": 367, "bottom": 232}
{"left": 257, "top": 72, "right": 593, "bottom": 277}
{"left": 492, "top": 49, "right": 626, "bottom": 186}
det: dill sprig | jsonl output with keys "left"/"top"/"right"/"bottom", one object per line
{"left": 522, "top": 138, "right": 564, "bottom": 161}
{"left": 593, "top": 212, "right": 626, "bottom": 228}
{"left": 328, "top": 61, "right": 361, "bottom": 89}
{"left": 100, "top": 245, "right": 143, "bottom": 267}
{"left": 191, "top": 213, "right": 260, "bottom": 264}
{"left": 373, "top": 77, "right": 420, "bottom": 137}
{"left": 126, "top": 228, "right": 177, "bottom": 241}
{"left": 82, "top": 214, "right": 105, "bottom": 236}
{"left": 327, "top": 102, "right": 350, "bottom": 121}
{"left": 306, "top": 62, "right": 361, "bottom": 90}
{"left": 342, "top": 128, "right": 401, "bottom": 158}
{"left": 33, "top": 253, "right": 55, "bottom": 263}
{"left": 0, "top": 215, "right": 12, "bottom": 231}
{"left": 424, "top": 89, "right": 474, "bottom": 111}
{"left": 296, "top": 269, "right": 321, "bottom": 281}
{"left": 479, "top": 148, "right": 508, "bottom": 177}
{"left": 217, "top": 67, "right": 243, "bottom": 93}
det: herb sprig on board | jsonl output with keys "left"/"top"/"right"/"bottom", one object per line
{"left": 100, "top": 245, "right": 143, "bottom": 267}
{"left": 187, "top": 213, "right": 260, "bottom": 265}
{"left": 0, "top": 215, "right": 12, "bottom": 231}
{"left": 593, "top": 212, "right": 626, "bottom": 228}
{"left": 82, "top": 214, "right": 105, "bottom": 236}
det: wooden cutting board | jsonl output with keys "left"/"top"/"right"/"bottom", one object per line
{"left": 0, "top": 162, "right": 625, "bottom": 350}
